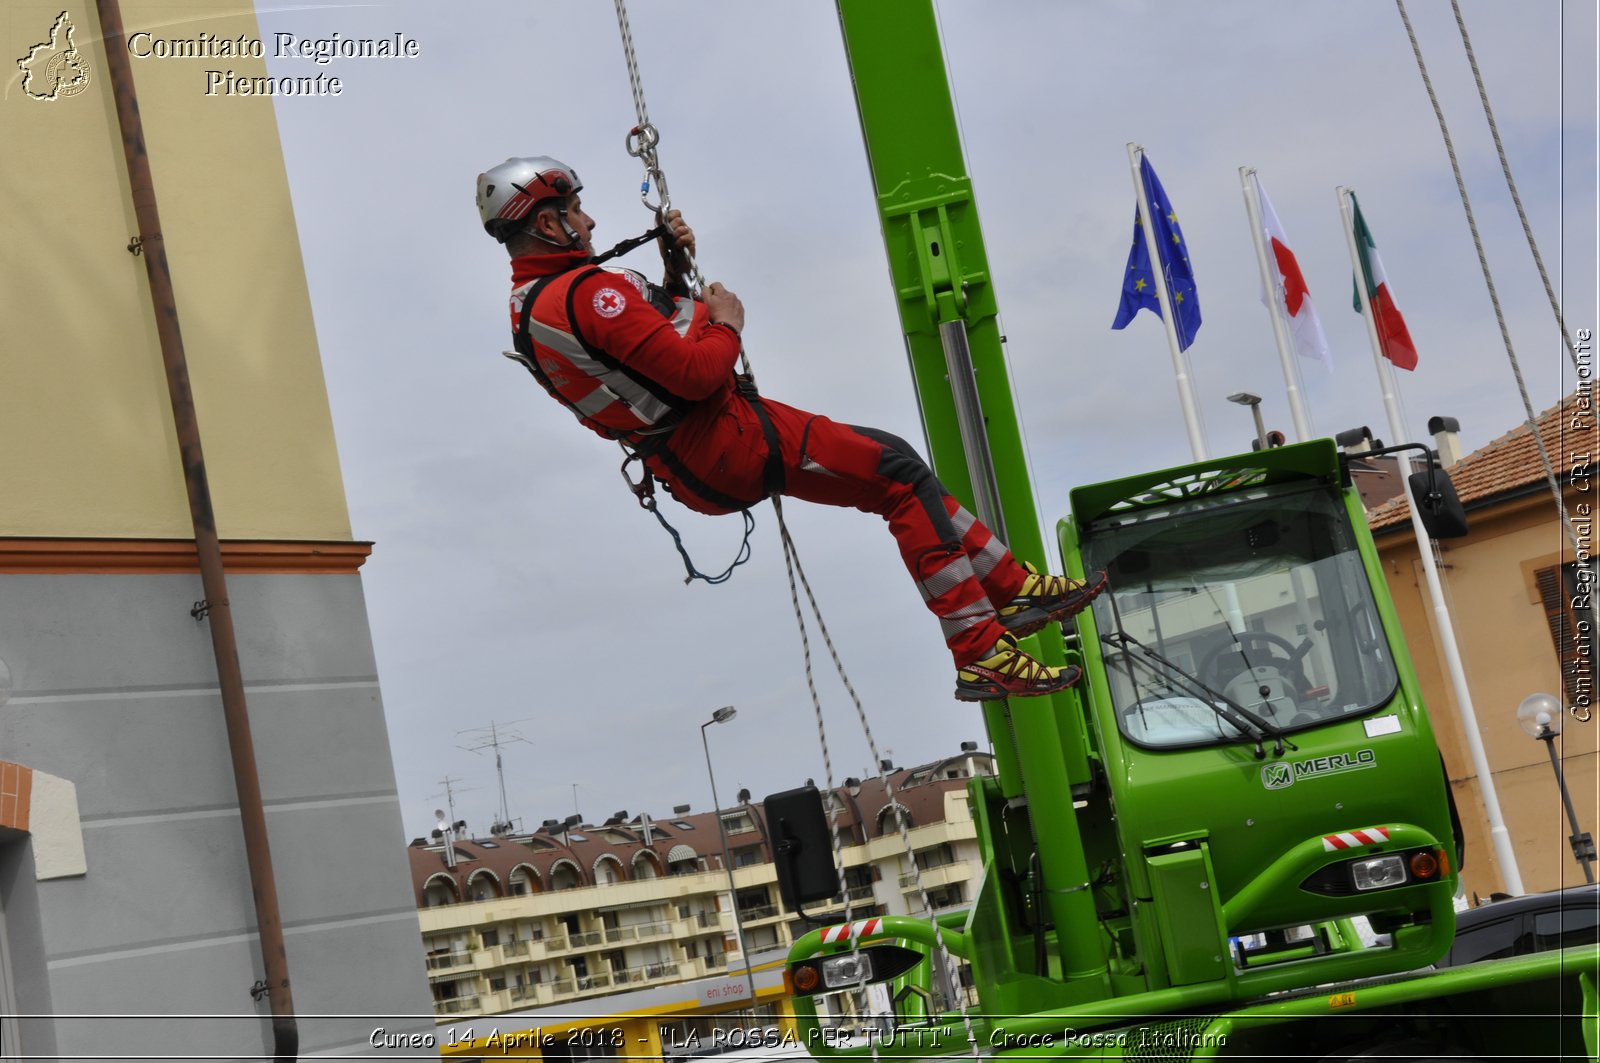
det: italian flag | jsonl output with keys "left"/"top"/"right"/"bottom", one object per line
{"left": 1349, "top": 193, "right": 1418, "bottom": 371}
{"left": 1254, "top": 175, "right": 1330, "bottom": 367}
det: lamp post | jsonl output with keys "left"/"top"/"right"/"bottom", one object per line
{"left": 702, "top": 706, "right": 758, "bottom": 1006}
{"left": 1517, "top": 692, "right": 1596, "bottom": 883}
{"left": 1227, "top": 391, "right": 1268, "bottom": 451}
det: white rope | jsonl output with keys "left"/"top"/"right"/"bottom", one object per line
{"left": 608, "top": 4, "right": 977, "bottom": 1041}
{"left": 612, "top": 0, "right": 650, "bottom": 135}
{"left": 1449, "top": 0, "right": 1581, "bottom": 373}
{"left": 1395, "top": 1, "right": 1583, "bottom": 576}
{"left": 775, "top": 500, "right": 980, "bottom": 1055}
{"left": 611, "top": 0, "right": 706, "bottom": 299}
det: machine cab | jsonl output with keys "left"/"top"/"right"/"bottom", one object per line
{"left": 1066, "top": 441, "right": 1460, "bottom": 991}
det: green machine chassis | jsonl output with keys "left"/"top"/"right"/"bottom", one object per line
{"left": 780, "top": 2, "right": 1600, "bottom": 1059}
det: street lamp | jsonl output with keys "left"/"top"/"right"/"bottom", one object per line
{"left": 1517, "top": 692, "right": 1596, "bottom": 883}
{"left": 701, "top": 706, "right": 758, "bottom": 1006}
{"left": 1227, "top": 392, "right": 1269, "bottom": 452}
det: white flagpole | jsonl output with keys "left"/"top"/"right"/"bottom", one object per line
{"left": 1128, "top": 143, "right": 1206, "bottom": 461}
{"left": 1337, "top": 185, "right": 1525, "bottom": 896}
{"left": 1240, "top": 167, "right": 1312, "bottom": 441}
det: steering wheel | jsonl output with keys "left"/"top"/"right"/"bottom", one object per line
{"left": 1202, "top": 631, "right": 1313, "bottom": 699}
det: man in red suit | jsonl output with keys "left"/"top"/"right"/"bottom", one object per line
{"left": 478, "top": 156, "right": 1105, "bottom": 701}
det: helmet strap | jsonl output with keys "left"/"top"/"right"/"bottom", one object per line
{"left": 556, "top": 207, "right": 585, "bottom": 249}
{"left": 518, "top": 206, "right": 586, "bottom": 253}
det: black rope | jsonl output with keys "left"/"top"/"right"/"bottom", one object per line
{"left": 621, "top": 450, "right": 756, "bottom": 585}
{"left": 645, "top": 498, "right": 755, "bottom": 586}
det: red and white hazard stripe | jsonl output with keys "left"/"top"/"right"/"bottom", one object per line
{"left": 1322, "top": 827, "right": 1390, "bottom": 852}
{"left": 819, "top": 918, "right": 883, "bottom": 944}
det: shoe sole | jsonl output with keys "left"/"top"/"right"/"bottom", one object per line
{"left": 954, "top": 665, "right": 1083, "bottom": 702}
{"left": 1001, "top": 572, "right": 1109, "bottom": 638}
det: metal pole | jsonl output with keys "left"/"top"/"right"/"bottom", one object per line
{"left": 1239, "top": 167, "right": 1313, "bottom": 441}
{"left": 1248, "top": 404, "right": 1269, "bottom": 452}
{"left": 1539, "top": 727, "right": 1596, "bottom": 883}
{"left": 95, "top": 2, "right": 297, "bottom": 1056}
{"left": 1338, "top": 185, "right": 1524, "bottom": 895}
{"left": 1128, "top": 143, "right": 1207, "bottom": 462}
{"left": 937, "top": 321, "right": 1007, "bottom": 543}
{"left": 702, "top": 713, "right": 758, "bottom": 1005}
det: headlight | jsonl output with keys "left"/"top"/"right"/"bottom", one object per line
{"left": 1350, "top": 855, "right": 1407, "bottom": 891}
{"left": 820, "top": 953, "right": 869, "bottom": 988}
{"left": 786, "top": 945, "right": 924, "bottom": 996}
{"left": 1300, "top": 845, "right": 1447, "bottom": 896}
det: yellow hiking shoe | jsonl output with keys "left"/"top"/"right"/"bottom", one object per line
{"left": 999, "top": 563, "right": 1109, "bottom": 638}
{"left": 954, "top": 635, "right": 1082, "bottom": 702}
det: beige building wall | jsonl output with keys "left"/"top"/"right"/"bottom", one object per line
{"left": 1376, "top": 491, "right": 1598, "bottom": 899}
{"left": 2, "top": 0, "right": 350, "bottom": 543}
{"left": 1, "top": 6, "right": 434, "bottom": 1056}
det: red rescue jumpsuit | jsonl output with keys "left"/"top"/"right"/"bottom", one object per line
{"left": 507, "top": 250, "right": 1028, "bottom": 667}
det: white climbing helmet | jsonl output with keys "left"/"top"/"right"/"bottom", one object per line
{"left": 476, "top": 156, "right": 583, "bottom": 243}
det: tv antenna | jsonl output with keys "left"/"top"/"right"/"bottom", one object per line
{"left": 432, "top": 775, "right": 475, "bottom": 829}
{"left": 431, "top": 775, "right": 475, "bottom": 868}
{"left": 459, "top": 719, "right": 531, "bottom": 836}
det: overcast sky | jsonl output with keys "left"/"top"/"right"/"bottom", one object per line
{"left": 251, "top": 1, "right": 1596, "bottom": 841}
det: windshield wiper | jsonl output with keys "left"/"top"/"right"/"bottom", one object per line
{"left": 1102, "top": 630, "right": 1298, "bottom": 758}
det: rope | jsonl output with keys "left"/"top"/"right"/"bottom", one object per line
{"left": 607, "top": 0, "right": 754, "bottom": 587}
{"left": 612, "top": 0, "right": 650, "bottom": 136}
{"left": 1394, "top": 0, "right": 1583, "bottom": 576}
{"left": 607, "top": 6, "right": 976, "bottom": 1040}
{"left": 1449, "top": 0, "right": 1581, "bottom": 373}
{"left": 611, "top": 0, "right": 707, "bottom": 301}
{"left": 776, "top": 499, "right": 980, "bottom": 1055}
{"left": 775, "top": 499, "right": 873, "bottom": 1054}
{"left": 648, "top": 499, "right": 755, "bottom": 585}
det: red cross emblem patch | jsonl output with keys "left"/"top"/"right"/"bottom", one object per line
{"left": 593, "top": 288, "right": 626, "bottom": 318}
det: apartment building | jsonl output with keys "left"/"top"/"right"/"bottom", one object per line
{"left": 408, "top": 751, "right": 993, "bottom": 1038}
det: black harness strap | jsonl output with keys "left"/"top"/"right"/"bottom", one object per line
{"left": 562, "top": 266, "right": 697, "bottom": 417}
{"left": 630, "top": 431, "right": 759, "bottom": 514}
{"left": 512, "top": 266, "right": 785, "bottom": 513}
{"left": 511, "top": 273, "right": 621, "bottom": 434}
{"left": 738, "top": 375, "right": 787, "bottom": 497}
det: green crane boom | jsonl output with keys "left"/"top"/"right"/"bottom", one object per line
{"left": 770, "top": 3, "right": 1599, "bottom": 1060}
{"left": 836, "top": 0, "right": 1104, "bottom": 985}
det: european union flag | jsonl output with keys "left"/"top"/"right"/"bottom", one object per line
{"left": 1111, "top": 155, "right": 1202, "bottom": 351}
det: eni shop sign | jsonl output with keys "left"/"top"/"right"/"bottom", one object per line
{"left": 699, "top": 977, "right": 751, "bottom": 1007}
{"left": 1261, "top": 749, "right": 1376, "bottom": 790}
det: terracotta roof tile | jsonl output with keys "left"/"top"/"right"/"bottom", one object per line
{"left": 1368, "top": 392, "right": 1591, "bottom": 531}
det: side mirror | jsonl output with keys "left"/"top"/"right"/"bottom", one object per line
{"left": 1408, "top": 466, "right": 1469, "bottom": 539}
{"left": 764, "top": 786, "right": 838, "bottom": 910}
